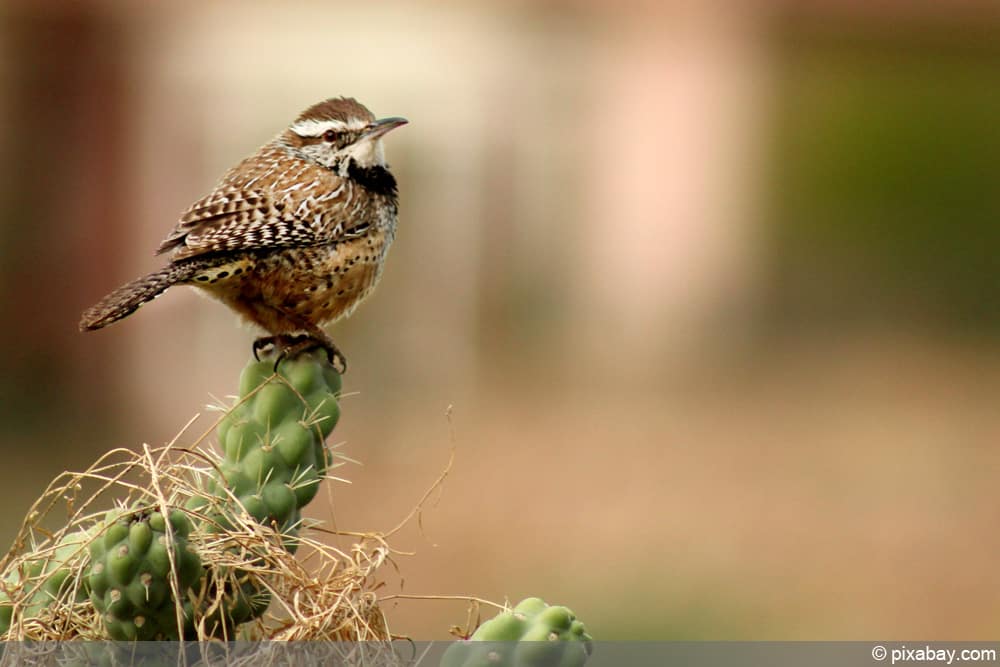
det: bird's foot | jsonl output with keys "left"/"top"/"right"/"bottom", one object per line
{"left": 252, "top": 335, "right": 293, "bottom": 362}
{"left": 252, "top": 334, "right": 347, "bottom": 374}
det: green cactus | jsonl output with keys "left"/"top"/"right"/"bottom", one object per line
{"left": 0, "top": 529, "right": 92, "bottom": 636}
{"left": 88, "top": 508, "right": 202, "bottom": 641}
{"left": 0, "top": 352, "right": 595, "bottom": 649}
{"left": 441, "top": 598, "right": 594, "bottom": 667}
{"left": 2, "top": 352, "right": 347, "bottom": 641}
{"left": 183, "top": 350, "right": 342, "bottom": 634}
{"left": 194, "top": 350, "right": 341, "bottom": 537}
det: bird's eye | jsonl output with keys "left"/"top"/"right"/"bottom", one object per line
{"left": 323, "top": 130, "right": 338, "bottom": 143}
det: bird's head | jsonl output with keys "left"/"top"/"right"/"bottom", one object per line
{"left": 282, "top": 97, "right": 407, "bottom": 173}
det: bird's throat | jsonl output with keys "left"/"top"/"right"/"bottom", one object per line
{"left": 346, "top": 160, "right": 397, "bottom": 198}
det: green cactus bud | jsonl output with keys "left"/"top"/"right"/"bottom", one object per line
{"left": 103, "top": 522, "right": 129, "bottom": 549}
{"left": 290, "top": 472, "right": 322, "bottom": 508}
{"left": 239, "top": 362, "right": 274, "bottom": 398}
{"left": 236, "top": 493, "right": 268, "bottom": 522}
{"left": 311, "top": 397, "right": 341, "bottom": 440}
{"left": 253, "top": 382, "right": 303, "bottom": 425}
{"left": 536, "top": 605, "right": 574, "bottom": 633}
{"left": 168, "top": 511, "right": 192, "bottom": 537}
{"left": 219, "top": 462, "right": 256, "bottom": 497}
{"left": 128, "top": 521, "right": 153, "bottom": 554}
{"left": 262, "top": 483, "right": 297, "bottom": 524}
{"left": 475, "top": 612, "right": 526, "bottom": 641}
{"left": 147, "top": 511, "right": 165, "bottom": 532}
{"left": 240, "top": 446, "right": 291, "bottom": 487}
{"left": 225, "top": 421, "right": 267, "bottom": 462}
{"left": 126, "top": 571, "right": 166, "bottom": 611}
{"left": 144, "top": 540, "right": 172, "bottom": 579}
{"left": 321, "top": 365, "right": 343, "bottom": 396}
{"left": 107, "top": 543, "right": 139, "bottom": 588}
{"left": 513, "top": 597, "right": 548, "bottom": 617}
{"left": 281, "top": 360, "right": 323, "bottom": 396}
{"left": 273, "top": 421, "right": 313, "bottom": 469}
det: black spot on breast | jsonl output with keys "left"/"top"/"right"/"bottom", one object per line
{"left": 346, "top": 160, "right": 398, "bottom": 198}
{"left": 217, "top": 271, "right": 229, "bottom": 279}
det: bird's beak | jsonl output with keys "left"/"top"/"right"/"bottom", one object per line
{"left": 363, "top": 117, "right": 408, "bottom": 140}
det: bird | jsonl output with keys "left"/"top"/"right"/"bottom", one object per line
{"left": 79, "top": 97, "right": 408, "bottom": 372}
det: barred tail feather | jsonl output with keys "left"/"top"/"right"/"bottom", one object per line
{"left": 79, "top": 264, "right": 198, "bottom": 331}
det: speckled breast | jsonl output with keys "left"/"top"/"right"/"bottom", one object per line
{"left": 192, "top": 227, "right": 391, "bottom": 328}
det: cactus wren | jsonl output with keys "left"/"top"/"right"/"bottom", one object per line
{"left": 80, "top": 97, "right": 407, "bottom": 372}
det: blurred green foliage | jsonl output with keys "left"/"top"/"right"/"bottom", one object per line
{"left": 767, "top": 26, "right": 1000, "bottom": 332}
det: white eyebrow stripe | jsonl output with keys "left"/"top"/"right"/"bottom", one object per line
{"left": 290, "top": 119, "right": 348, "bottom": 137}
{"left": 289, "top": 117, "right": 370, "bottom": 137}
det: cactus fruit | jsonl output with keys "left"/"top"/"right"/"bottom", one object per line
{"left": 441, "top": 598, "right": 594, "bottom": 667}
{"left": 197, "top": 350, "right": 341, "bottom": 538}
{"left": 88, "top": 508, "right": 202, "bottom": 641}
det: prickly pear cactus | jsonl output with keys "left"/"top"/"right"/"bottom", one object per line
{"left": 441, "top": 598, "right": 594, "bottom": 667}
{"left": 88, "top": 508, "right": 202, "bottom": 641}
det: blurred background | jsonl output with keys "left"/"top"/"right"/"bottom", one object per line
{"left": 1, "top": 0, "right": 999, "bottom": 639}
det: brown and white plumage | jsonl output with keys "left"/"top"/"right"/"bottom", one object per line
{"left": 80, "top": 97, "right": 407, "bottom": 368}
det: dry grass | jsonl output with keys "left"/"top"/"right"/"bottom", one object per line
{"left": 0, "top": 395, "right": 400, "bottom": 644}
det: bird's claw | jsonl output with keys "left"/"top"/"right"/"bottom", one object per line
{"left": 251, "top": 334, "right": 348, "bottom": 374}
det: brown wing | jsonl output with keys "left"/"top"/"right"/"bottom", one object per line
{"left": 156, "top": 188, "right": 322, "bottom": 261}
